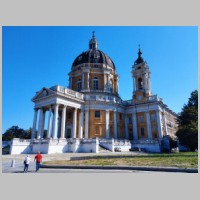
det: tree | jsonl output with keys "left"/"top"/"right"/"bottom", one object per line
{"left": 2, "top": 126, "right": 32, "bottom": 141}
{"left": 176, "top": 90, "right": 198, "bottom": 151}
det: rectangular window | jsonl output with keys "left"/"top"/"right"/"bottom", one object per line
{"left": 141, "top": 127, "right": 145, "bottom": 137}
{"left": 151, "top": 114, "right": 156, "bottom": 122}
{"left": 95, "top": 110, "right": 100, "bottom": 118}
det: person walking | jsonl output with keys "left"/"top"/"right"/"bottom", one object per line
{"left": 23, "top": 155, "right": 31, "bottom": 173}
{"left": 34, "top": 151, "right": 42, "bottom": 172}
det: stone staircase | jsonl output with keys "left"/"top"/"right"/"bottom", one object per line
{"left": 99, "top": 144, "right": 111, "bottom": 153}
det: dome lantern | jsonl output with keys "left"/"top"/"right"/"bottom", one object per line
{"left": 89, "top": 31, "right": 98, "bottom": 50}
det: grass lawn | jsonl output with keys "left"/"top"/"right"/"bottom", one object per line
{"left": 43, "top": 152, "right": 198, "bottom": 169}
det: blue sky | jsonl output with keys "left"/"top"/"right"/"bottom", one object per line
{"left": 2, "top": 26, "right": 198, "bottom": 134}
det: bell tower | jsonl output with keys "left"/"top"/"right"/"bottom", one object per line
{"left": 131, "top": 48, "right": 152, "bottom": 102}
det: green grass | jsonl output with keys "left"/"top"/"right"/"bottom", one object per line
{"left": 43, "top": 152, "right": 198, "bottom": 169}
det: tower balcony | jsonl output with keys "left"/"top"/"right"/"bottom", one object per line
{"left": 123, "top": 94, "right": 162, "bottom": 106}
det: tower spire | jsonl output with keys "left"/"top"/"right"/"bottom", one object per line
{"left": 89, "top": 31, "right": 98, "bottom": 50}
{"left": 134, "top": 45, "right": 144, "bottom": 65}
{"left": 138, "top": 45, "right": 142, "bottom": 58}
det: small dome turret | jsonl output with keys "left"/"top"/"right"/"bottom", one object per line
{"left": 134, "top": 48, "right": 144, "bottom": 65}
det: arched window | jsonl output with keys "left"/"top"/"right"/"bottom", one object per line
{"left": 138, "top": 78, "right": 143, "bottom": 89}
{"left": 93, "top": 77, "right": 99, "bottom": 90}
{"left": 77, "top": 79, "right": 82, "bottom": 92}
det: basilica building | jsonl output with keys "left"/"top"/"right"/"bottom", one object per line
{"left": 10, "top": 33, "right": 178, "bottom": 154}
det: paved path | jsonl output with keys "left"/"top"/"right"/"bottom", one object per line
{"left": 2, "top": 152, "right": 197, "bottom": 173}
{"left": 2, "top": 152, "right": 143, "bottom": 173}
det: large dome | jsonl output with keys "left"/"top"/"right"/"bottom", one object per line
{"left": 72, "top": 32, "right": 116, "bottom": 70}
{"left": 72, "top": 49, "right": 115, "bottom": 69}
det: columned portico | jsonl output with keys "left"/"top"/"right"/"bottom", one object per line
{"left": 114, "top": 111, "right": 117, "bottom": 139}
{"left": 60, "top": 105, "right": 67, "bottom": 138}
{"left": 52, "top": 104, "right": 59, "bottom": 139}
{"left": 106, "top": 110, "right": 110, "bottom": 139}
{"left": 31, "top": 108, "right": 38, "bottom": 139}
{"left": 156, "top": 110, "right": 163, "bottom": 139}
{"left": 132, "top": 112, "right": 138, "bottom": 140}
{"left": 146, "top": 111, "right": 152, "bottom": 140}
{"left": 73, "top": 108, "right": 77, "bottom": 138}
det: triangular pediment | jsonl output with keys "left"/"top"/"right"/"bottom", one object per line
{"left": 32, "top": 87, "right": 55, "bottom": 101}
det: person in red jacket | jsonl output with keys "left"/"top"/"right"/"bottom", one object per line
{"left": 34, "top": 151, "right": 42, "bottom": 172}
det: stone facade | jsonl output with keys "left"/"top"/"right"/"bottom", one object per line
{"left": 10, "top": 33, "right": 178, "bottom": 154}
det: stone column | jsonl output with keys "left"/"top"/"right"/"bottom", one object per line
{"left": 31, "top": 108, "right": 38, "bottom": 139}
{"left": 85, "top": 110, "right": 89, "bottom": 138}
{"left": 132, "top": 112, "right": 138, "bottom": 140}
{"left": 163, "top": 110, "right": 168, "bottom": 136}
{"left": 52, "top": 104, "right": 59, "bottom": 139}
{"left": 47, "top": 107, "right": 52, "bottom": 138}
{"left": 78, "top": 110, "right": 84, "bottom": 138}
{"left": 143, "top": 74, "right": 147, "bottom": 90}
{"left": 146, "top": 111, "right": 152, "bottom": 140}
{"left": 41, "top": 110, "right": 46, "bottom": 138}
{"left": 104, "top": 73, "right": 107, "bottom": 90}
{"left": 125, "top": 114, "right": 129, "bottom": 139}
{"left": 106, "top": 110, "right": 110, "bottom": 139}
{"left": 86, "top": 72, "right": 90, "bottom": 90}
{"left": 73, "top": 108, "right": 77, "bottom": 138}
{"left": 116, "top": 78, "right": 119, "bottom": 93}
{"left": 82, "top": 72, "right": 85, "bottom": 90}
{"left": 156, "top": 110, "right": 163, "bottom": 139}
{"left": 60, "top": 105, "right": 67, "bottom": 138}
{"left": 37, "top": 108, "right": 44, "bottom": 139}
{"left": 133, "top": 78, "right": 136, "bottom": 92}
{"left": 114, "top": 111, "right": 118, "bottom": 139}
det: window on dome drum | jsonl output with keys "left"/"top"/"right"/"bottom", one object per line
{"left": 95, "top": 110, "right": 100, "bottom": 118}
{"left": 141, "top": 127, "right": 145, "bottom": 137}
{"left": 77, "top": 79, "right": 82, "bottom": 92}
{"left": 93, "top": 77, "right": 99, "bottom": 90}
